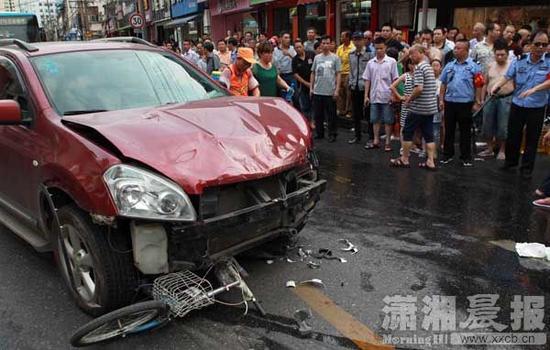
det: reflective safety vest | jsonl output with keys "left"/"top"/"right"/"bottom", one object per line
{"left": 228, "top": 64, "right": 252, "bottom": 96}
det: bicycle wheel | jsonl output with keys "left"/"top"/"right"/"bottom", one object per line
{"left": 70, "top": 300, "right": 169, "bottom": 347}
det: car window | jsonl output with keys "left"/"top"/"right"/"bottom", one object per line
{"left": 0, "top": 56, "right": 32, "bottom": 122}
{"left": 31, "top": 50, "right": 228, "bottom": 116}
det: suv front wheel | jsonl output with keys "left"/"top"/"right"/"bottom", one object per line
{"left": 54, "top": 205, "right": 138, "bottom": 316}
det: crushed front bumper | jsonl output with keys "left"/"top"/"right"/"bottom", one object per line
{"left": 167, "top": 178, "right": 326, "bottom": 270}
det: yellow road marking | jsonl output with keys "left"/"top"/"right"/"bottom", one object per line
{"left": 292, "top": 285, "right": 394, "bottom": 350}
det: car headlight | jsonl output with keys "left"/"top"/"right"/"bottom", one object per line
{"left": 103, "top": 164, "right": 196, "bottom": 221}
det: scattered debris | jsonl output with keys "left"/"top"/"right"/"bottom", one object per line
{"left": 516, "top": 243, "right": 550, "bottom": 260}
{"left": 286, "top": 279, "right": 325, "bottom": 289}
{"left": 307, "top": 261, "right": 321, "bottom": 269}
{"left": 312, "top": 248, "right": 348, "bottom": 262}
{"left": 299, "top": 279, "right": 325, "bottom": 288}
{"left": 266, "top": 260, "right": 274, "bottom": 265}
{"left": 298, "top": 247, "right": 309, "bottom": 260}
{"left": 286, "top": 258, "right": 298, "bottom": 263}
{"left": 338, "top": 239, "right": 359, "bottom": 255}
{"left": 293, "top": 309, "right": 313, "bottom": 336}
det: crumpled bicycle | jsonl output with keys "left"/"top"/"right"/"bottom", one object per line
{"left": 70, "top": 259, "right": 265, "bottom": 347}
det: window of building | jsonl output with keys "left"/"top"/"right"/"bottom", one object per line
{"left": 340, "top": 0, "right": 371, "bottom": 33}
{"left": 299, "top": 2, "right": 326, "bottom": 39}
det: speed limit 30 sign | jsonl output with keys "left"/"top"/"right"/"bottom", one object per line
{"left": 129, "top": 13, "right": 145, "bottom": 29}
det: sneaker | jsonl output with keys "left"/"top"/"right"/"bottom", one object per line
{"left": 477, "top": 149, "right": 494, "bottom": 157}
{"left": 496, "top": 152, "right": 505, "bottom": 160}
{"left": 462, "top": 160, "right": 473, "bottom": 167}
{"left": 440, "top": 157, "right": 454, "bottom": 165}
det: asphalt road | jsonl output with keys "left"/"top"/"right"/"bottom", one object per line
{"left": 0, "top": 130, "right": 549, "bottom": 350}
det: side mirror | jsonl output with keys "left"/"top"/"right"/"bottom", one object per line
{"left": 0, "top": 100, "right": 22, "bottom": 125}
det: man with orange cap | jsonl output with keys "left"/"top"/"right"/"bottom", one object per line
{"left": 219, "top": 47, "right": 260, "bottom": 97}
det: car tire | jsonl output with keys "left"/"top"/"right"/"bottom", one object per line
{"left": 54, "top": 204, "right": 138, "bottom": 316}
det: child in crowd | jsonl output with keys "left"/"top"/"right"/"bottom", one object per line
{"left": 431, "top": 58, "right": 443, "bottom": 158}
{"left": 390, "top": 59, "right": 416, "bottom": 155}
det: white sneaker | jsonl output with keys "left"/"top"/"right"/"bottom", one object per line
{"left": 497, "top": 152, "right": 506, "bottom": 160}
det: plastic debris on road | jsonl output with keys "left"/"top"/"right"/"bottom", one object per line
{"left": 307, "top": 261, "right": 321, "bottom": 269}
{"left": 286, "top": 279, "right": 325, "bottom": 289}
{"left": 515, "top": 242, "right": 550, "bottom": 261}
{"left": 338, "top": 239, "right": 359, "bottom": 255}
{"left": 266, "top": 260, "right": 274, "bottom": 265}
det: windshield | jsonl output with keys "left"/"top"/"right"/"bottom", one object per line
{"left": 31, "top": 50, "right": 227, "bottom": 116}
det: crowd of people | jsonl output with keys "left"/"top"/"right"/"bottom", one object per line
{"left": 162, "top": 22, "right": 550, "bottom": 208}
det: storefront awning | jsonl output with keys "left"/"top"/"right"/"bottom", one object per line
{"left": 297, "top": 0, "right": 320, "bottom": 5}
{"left": 164, "top": 15, "right": 197, "bottom": 28}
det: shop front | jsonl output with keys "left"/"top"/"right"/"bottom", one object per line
{"left": 104, "top": 0, "right": 139, "bottom": 37}
{"left": 210, "top": 0, "right": 263, "bottom": 41}
{"left": 165, "top": 0, "right": 201, "bottom": 47}
{"left": 427, "top": 0, "right": 549, "bottom": 37}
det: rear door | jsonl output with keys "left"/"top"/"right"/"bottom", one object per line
{"left": 0, "top": 55, "right": 42, "bottom": 224}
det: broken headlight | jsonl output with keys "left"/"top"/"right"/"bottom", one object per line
{"left": 103, "top": 164, "right": 196, "bottom": 221}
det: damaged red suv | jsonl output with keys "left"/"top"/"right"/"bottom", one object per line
{"left": 0, "top": 38, "right": 325, "bottom": 315}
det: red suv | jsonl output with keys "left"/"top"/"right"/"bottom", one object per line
{"left": 0, "top": 38, "right": 325, "bottom": 316}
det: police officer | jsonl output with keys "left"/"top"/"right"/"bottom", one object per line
{"left": 439, "top": 39, "right": 483, "bottom": 167}
{"left": 491, "top": 30, "right": 550, "bottom": 178}
{"left": 348, "top": 31, "right": 372, "bottom": 144}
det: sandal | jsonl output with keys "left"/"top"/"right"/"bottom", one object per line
{"left": 533, "top": 198, "right": 550, "bottom": 209}
{"left": 419, "top": 162, "right": 437, "bottom": 171}
{"left": 390, "top": 158, "right": 410, "bottom": 168}
{"left": 365, "top": 143, "right": 380, "bottom": 150}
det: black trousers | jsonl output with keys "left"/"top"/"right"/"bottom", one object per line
{"left": 505, "top": 103, "right": 545, "bottom": 173}
{"left": 541, "top": 173, "right": 550, "bottom": 196}
{"left": 443, "top": 101, "right": 474, "bottom": 161}
{"left": 313, "top": 94, "right": 337, "bottom": 138}
{"left": 351, "top": 89, "right": 365, "bottom": 139}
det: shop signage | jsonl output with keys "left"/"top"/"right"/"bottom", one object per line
{"left": 171, "top": 0, "right": 198, "bottom": 18}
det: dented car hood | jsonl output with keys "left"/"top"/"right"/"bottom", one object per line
{"left": 63, "top": 97, "right": 312, "bottom": 194}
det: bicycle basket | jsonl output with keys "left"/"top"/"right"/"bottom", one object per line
{"left": 152, "top": 271, "right": 214, "bottom": 318}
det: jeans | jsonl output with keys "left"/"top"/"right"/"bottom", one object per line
{"left": 313, "top": 94, "right": 337, "bottom": 138}
{"left": 482, "top": 95, "right": 512, "bottom": 141}
{"left": 351, "top": 88, "right": 365, "bottom": 140}
{"left": 298, "top": 86, "right": 312, "bottom": 120}
{"left": 443, "top": 101, "right": 474, "bottom": 161}
{"left": 505, "top": 103, "right": 545, "bottom": 173}
{"left": 370, "top": 103, "right": 394, "bottom": 124}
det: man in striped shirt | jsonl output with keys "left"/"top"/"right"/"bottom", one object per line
{"left": 391, "top": 44, "right": 439, "bottom": 170}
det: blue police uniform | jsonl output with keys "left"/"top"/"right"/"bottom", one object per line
{"left": 504, "top": 53, "right": 550, "bottom": 175}
{"left": 439, "top": 57, "right": 482, "bottom": 164}
{"left": 440, "top": 57, "right": 481, "bottom": 103}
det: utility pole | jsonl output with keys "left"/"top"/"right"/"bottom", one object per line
{"left": 139, "top": 0, "right": 149, "bottom": 41}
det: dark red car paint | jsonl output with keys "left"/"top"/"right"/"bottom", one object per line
{"left": 0, "top": 42, "right": 312, "bottom": 220}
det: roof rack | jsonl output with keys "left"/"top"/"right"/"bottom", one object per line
{"left": 0, "top": 39, "right": 39, "bottom": 52}
{"left": 91, "top": 37, "right": 155, "bottom": 47}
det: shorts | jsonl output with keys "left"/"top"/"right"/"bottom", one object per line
{"left": 370, "top": 103, "right": 395, "bottom": 124}
{"left": 403, "top": 112, "right": 435, "bottom": 143}
{"left": 482, "top": 95, "right": 511, "bottom": 141}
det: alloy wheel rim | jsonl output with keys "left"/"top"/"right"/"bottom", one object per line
{"left": 59, "top": 224, "right": 97, "bottom": 304}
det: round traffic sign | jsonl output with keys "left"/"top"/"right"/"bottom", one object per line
{"left": 129, "top": 13, "right": 145, "bottom": 29}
